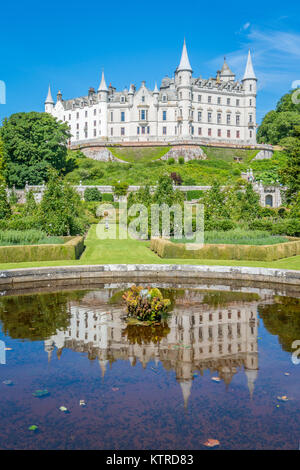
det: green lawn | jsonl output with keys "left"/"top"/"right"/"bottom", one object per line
{"left": 0, "top": 224, "right": 300, "bottom": 270}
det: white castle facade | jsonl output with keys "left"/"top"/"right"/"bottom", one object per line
{"left": 44, "top": 41, "right": 258, "bottom": 145}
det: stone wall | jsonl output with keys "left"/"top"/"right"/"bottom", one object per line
{"left": 80, "top": 147, "right": 128, "bottom": 163}
{"left": 253, "top": 149, "right": 274, "bottom": 160}
{"left": 160, "top": 145, "right": 206, "bottom": 162}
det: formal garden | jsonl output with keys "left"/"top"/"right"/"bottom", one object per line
{"left": 0, "top": 89, "right": 299, "bottom": 269}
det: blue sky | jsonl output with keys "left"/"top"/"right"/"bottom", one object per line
{"left": 0, "top": 0, "right": 299, "bottom": 124}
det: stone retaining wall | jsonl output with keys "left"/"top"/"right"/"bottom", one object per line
{"left": 0, "top": 264, "right": 299, "bottom": 286}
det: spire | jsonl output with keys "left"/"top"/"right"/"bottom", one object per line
{"left": 180, "top": 379, "right": 192, "bottom": 409}
{"left": 177, "top": 38, "right": 193, "bottom": 72}
{"left": 243, "top": 50, "right": 257, "bottom": 80}
{"left": 153, "top": 82, "right": 159, "bottom": 94}
{"left": 245, "top": 369, "right": 258, "bottom": 399}
{"left": 45, "top": 84, "right": 54, "bottom": 104}
{"left": 220, "top": 57, "right": 234, "bottom": 77}
{"left": 98, "top": 70, "right": 108, "bottom": 92}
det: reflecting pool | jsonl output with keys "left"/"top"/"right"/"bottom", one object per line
{"left": 0, "top": 281, "right": 299, "bottom": 450}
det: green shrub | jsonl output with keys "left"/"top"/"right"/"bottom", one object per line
{"left": 113, "top": 181, "right": 129, "bottom": 196}
{"left": 204, "top": 219, "right": 236, "bottom": 231}
{"left": 0, "top": 236, "right": 84, "bottom": 263}
{"left": 178, "top": 156, "right": 185, "bottom": 164}
{"left": 270, "top": 219, "right": 300, "bottom": 237}
{"left": 167, "top": 158, "right": 175, "bottom": 165}
{"left": 101, "top": 193, "right": 114, "bottom": 202}
{"left": 248, "top": 219, "right": 273, "bottom": 231}
{"left": 0, "top": 229, "right": 63, "bottom": 245}
{"left": 84, "top": 187, "right": 102, "bottom": 202}
{"left": 186, "top": 190, "right": 204, "bottom": 201}
{"left": 0, "top": 215, "right": 41, "bottom": 231}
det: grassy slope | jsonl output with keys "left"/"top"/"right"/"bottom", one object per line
{"left": 0, "top": 224, "right": 299, "bottom": 270}
{"left": 109, "top": 146, "right": 170, "bottom": 163}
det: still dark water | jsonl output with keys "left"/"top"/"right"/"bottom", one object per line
{"left": 0, "top": 280, "right": 299, "bottom": 450}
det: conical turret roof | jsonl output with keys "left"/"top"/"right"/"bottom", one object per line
{"left": 45, "top": 84, "right": 54, "bottom": 104}
{"left": 243, "top": 50, "right": 257, "bottom": 80}
{"left": 98, "top": 70, "right": 108, "bottom": 92}
{"left": 177, "top": 39, "right": 192, "bottom": 72}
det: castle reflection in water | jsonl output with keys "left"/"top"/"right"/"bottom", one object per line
{"left": 44, "top": 285, "right": 266, "bottom": 408}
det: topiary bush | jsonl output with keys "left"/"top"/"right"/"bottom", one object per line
{"left": 84, "top": 187, "right": 102, "bottom": 202}
{"left": 178, "top": 156, "right": 185, "bottom": 164}
{"left": 101, "top": 193, "right": 114, "bottom": 202}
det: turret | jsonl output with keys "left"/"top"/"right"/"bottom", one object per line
{"left": 45, "top": 84, "right": 54, "bottom": 113}
{"left": 219, "top": 57, "right": 235, "bottom": 82}
{"left": 242, "top": 50, "right": 257, "bottom": 144}
{"left": 175, "top": 39, "right": 193, "bottom": 138}
{"left": 97, "top": 70, "right": 108, "bottom": 139}
{"left": 153, "top": 82, "right": 159, "bottom": 105}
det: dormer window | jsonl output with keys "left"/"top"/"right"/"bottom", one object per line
{"left": 120, "top": 96, "right": 125, "bottom": 103}
{"left": 142, "top": 96, "right": 145, "bottom": 102}
{"left": 162, "top": 95, "right": 167, "bottom": 102}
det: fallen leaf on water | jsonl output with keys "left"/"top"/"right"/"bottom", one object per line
{"left": 211, "top": 377, "right": 221, "bottom": 382}
{"left": 59, "top": 406, "right": 68, "bottom": 412}
{"left": 5, "top": 348, "right": 12, "bottom": 351}
{"left": 79, "top": 400, "right": 86, "bottom": 406}
{"left": 32, "top": 389, "right": 50, "bottom": 398}
{"left": 203, "top": 439, "right": 220, "bottom": 448}
{"left": 112, "top": 387, "right": 119, "bottom": 392}
{"left": 3, "top": 380, "right": 13, "bottom": 386}
{"left": 284, "top": 373, "right": 290, "bottom": 376}
{"left": 277, "top": 396, "right": 288, "bottom": 402}
{"left": 28, "top": 425, "right": 38, "bottom": 432}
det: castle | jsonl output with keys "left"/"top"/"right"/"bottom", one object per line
{"left": 44, "top": 40, "right": 257, "bottom": 145}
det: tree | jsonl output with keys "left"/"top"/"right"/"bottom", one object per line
{"left": 257, "top": 89, "right": 300, "bottom": 144}
{"left": 201, "top": 181, "right": 227, "bottom": 220}
{"left": 152, "top": 174, "right": 184, "bottom": 206}
{"left": 39, "top": 169, "right": 85, "bottom": 235}
{"left": 0, "top": 183, "right": 11, "bottom": 219}
{"left": 0, "top": 112, "right": 71, "bottom": 188}
{"left": 280, "top": 126, "right": 300, "bottom": 202}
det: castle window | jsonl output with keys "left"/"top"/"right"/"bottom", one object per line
{"left": 236, "top": 115, "right": 240, "bottom": 125}
{"left": 94, "top": 109, "right": 97, "bottom": 115}
{"left": 227, "top": 130, "right": 231, "bottom": 138}
{"left": 163, "top": 110, "right": 167, "bottom": 121}
{"left": 141, "top": 126, "right": 145, "bottom": 134}
{"left": 250, "top": 99, "right": 252, "bottom": 106}
{"left": 198, "top": 111, "right": 202, "bottom": 122}
{"left": 191, "top": 126, "right": 194, "bottom": 135}
{"left": 76, "top": 132, "right": 79, "bottom": 140}
{"left": 121, "top": 111, "right": 125, "bottom": 122}
{"left": 236, "top": 99, "right": 240, "bottom": 106}
{"left": 63, "top": 115, "right": 65, "bottom": 121}
{"left": 227, "top": 113, "right": 231, "bottom": 124}
{"left": 121, "top": 96, "right": 125, "bottom": 103}
{"left": 198, "top": 127, "right": 202, "bottom": 135}
{"left": 94, "top": 121, "right": 96, "bottom": 126}
{"left": 180, "top": 92, "right": 182, "bottom": 99}
{"left": 69, "top": 114, "right": 71, "bottom": 120}
{"left": 198, "top": 95, "right": 201, "bottom": 102}
{"left": 218, "top": 129, "right": 221, "bottom": 137}
{"left": 250, "top": 130, "right": 253, "bottom": 138}
{"left": 110, "top": 128, "right": 113, "bottom": 136}
{"left": 208, "top": 96, "right": 212, "bottom": 103}
{"left": 76, "top": 123, "right": 79, "bottom": 130}
{"left": 85, "top": 110, "right": 88, "bottom": 117}
{"left": 140, "top": 109, "right": 147, "bottom": 121}
{"left": 142, "top": 96, "right": 145, "bottom": 102}
{"left": 208, "top": 128, "right": 212, "bottom": 136}
{"left": 111, "top": 112, "right": 113, "bottom": 122}
{"left": 163, "top": 126, "right": 167, "bottom": 135}
{"left": 179, "top": 76, "right": 182, "bottom": 84}
{"left": 250, "top": 84, "right": 253, "bottom": 91}
{"left": 76, "top": 112, "right": 79, "bottom": 119}
{"left": 249, "top": 114, "right": 253, "bottom": 123}
{"left": 227, "top": 98, "right": 231, "bottom": 105}
{"left": 236, "top": 130, "right": 240, "bottom": 138}
{"left": 217, "top": 97, "right": 221, "bottom": 105}
{"left": 163, "top": 95, "right": 167, "bottom": 102}
{"left": 147, "top": 126, "right": 150, "bottom": 134}
{"left": 208, "top": 112, "right": 212, "bottom": 123}
{"left": 137, "top": 127, "right": 140, "bottom": 134}
{"left": 93, "top": 129, "right": 96, "bottom": 137}
{"left": 217, "top": 113, "right": 221, "bottom": 124}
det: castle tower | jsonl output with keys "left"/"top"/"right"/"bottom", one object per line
{"left": 175, "top": 39, "right": 193, "bottom": 138}
{"left": 220, "top": 57, "right": 236, "bottom": 82}
{"left": 44, "top": 84, "right": 54, "bottom": 113}
{"left": 98, "top": 70, "right": 109, "bottom": 139}
{"left": 242, "top": 50, "right": 257, "bottom": 144}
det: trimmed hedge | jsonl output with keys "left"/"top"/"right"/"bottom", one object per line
{"left": 186, "top": 190, "right": 204, "bottom": 201}
{"left": 0, "top": 236, "right": 85, "bottom": 263}
{"left": 150, "top": 237, "right": 300, "bottom": 261}
{"left": 249, "top": 218, "right": 300, "bottom": 236}
{"left": 101, "top": 193, "right": 114, "bottom": 202}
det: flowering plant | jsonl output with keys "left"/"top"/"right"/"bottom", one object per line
{"left": 122, "top": 285, "right": 171, "bottom": 322}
